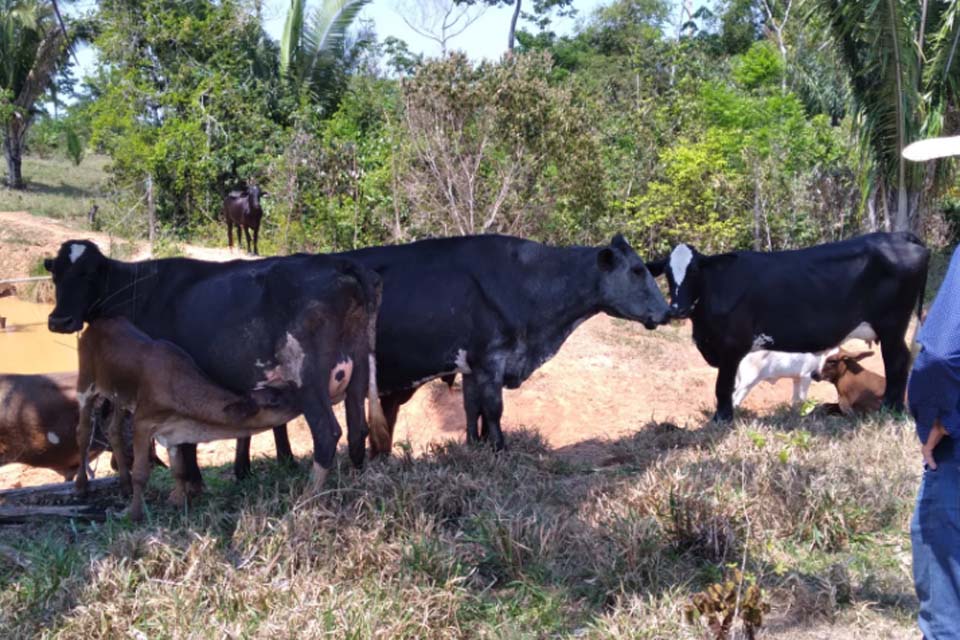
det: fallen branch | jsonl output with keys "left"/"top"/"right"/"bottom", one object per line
{"left": 0, "top": 504, "right": 107, "bottom": 523}
{"left": 0, "top": 477, "right": 119, "bottom": 505}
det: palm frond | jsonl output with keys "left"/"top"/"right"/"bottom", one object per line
{"left": 280, "top": 0, "right": 305, "bottom": 77}
{"left": 924, "top": 0, "right": 960, "bottom": 114}
{"left": 301, "top": 0, "right": 370, "bottom": 66}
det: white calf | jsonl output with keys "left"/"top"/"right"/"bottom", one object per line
{"left": 733, "top": 349, "right": 838, "bottom": 408}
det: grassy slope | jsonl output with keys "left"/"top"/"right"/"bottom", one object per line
{"left": 0, "top": 155, "right": 111, "bottom": 223}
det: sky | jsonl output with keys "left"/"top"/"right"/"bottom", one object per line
{"left": 68, "top": 0, "right": 618, "bottom": 79}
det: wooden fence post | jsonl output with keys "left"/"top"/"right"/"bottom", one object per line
{"left": 146, "top": 174, "right": 156, "bottom": 247}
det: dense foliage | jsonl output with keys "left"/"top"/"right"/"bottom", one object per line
{"left": 6, "top": 0, "right": 960, "bottom": 254}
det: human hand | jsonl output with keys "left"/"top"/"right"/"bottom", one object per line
{"left": 922, "top": 419, "right": 948, "bottom": 470}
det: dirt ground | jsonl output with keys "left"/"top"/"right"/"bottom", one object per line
{"left": 0, "top": 210, "right": 881, "bottom": 489}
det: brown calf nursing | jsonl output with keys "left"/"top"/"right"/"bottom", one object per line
{"left": 76, "top": 317, "right": 297, "bottom": 521}
{"left": 813, "top": 349, "right": 886, "bottom": 416}
{"left": 0, "top": 372, "right": 107, "bottom": 480}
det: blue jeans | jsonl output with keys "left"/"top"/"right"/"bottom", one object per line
{"left": 912, "top": 453, "right": 960, "bottom": 640}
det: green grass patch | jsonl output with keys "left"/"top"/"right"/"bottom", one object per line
{"left": 0, "top": 155, "right": 111, "bottom": 223}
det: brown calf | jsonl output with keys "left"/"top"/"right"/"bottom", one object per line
{"left": 76, "top": 317, "right": 297, "bottom": 521}
{"left": 0, "top": 372, "right": 107, "bottom": 480}
{"left": 812, "top": 349, "right": 885, "bottom": 416}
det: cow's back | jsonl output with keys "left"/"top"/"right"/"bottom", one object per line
{"left": 0, "top": 372, "right": 82, "bottom": 472}
{"left": 699, "top": 232, "right": 928, "bottom": 354}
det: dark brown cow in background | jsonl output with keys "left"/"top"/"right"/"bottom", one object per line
{"left": 223, "top": 185, "right": 266, "bottom": 255}
{"left": 0, "top": 372, "right": 104, "bottom": 480}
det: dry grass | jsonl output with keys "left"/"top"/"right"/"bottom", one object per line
{"left": 0, "top": 411, "right": 921, "bottom": 639}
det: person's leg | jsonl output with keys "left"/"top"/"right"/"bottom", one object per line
{"left": 912, "top": 464, "right": 960, "bottom": 640}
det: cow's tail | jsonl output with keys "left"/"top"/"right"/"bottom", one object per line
{"left": 364, "top": 274, "right": 391, "bottom": 457}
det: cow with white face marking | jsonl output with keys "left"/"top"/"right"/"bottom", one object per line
{"left": 45, "top": 240, "right": 389, "bottom": 494}
{"left": 647, "top": 232, "right": 929, "bottom": 421}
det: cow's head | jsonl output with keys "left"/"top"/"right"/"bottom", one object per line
{"left": 247, "top": 185, "right": 266, "bottom": 209}
{"left": 812, "top": 349, "right": 873, "bottom": 384}
{"left": 45, "top": 240, "right": 107, "bottom": 333}
{"left": 646, "top": 243, "right": 709, "bottom": 318}
{"left": 596, "top": 234, "right": 670, "bottom": 329}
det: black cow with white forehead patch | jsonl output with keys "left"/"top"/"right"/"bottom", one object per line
{"left": 45, "top": 240, "right": 389, "bottom": 492}
{"left": 647, "top": 232, "right": 928, "bottom": 421}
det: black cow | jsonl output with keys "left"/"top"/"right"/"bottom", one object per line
{"left": 277, "top": 233, "right": 665, "bottom": 456}
{"left": 223, "top": 186, "right": 266, "bottom": 255}
{"left": 44, "top": 240, "right": 389, "bottom": 494}
{"left": 646, "top": 232, "right": 929, "bottom": 421}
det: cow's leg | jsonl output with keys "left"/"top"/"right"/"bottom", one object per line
{"left": 167, "top": 445, "right": 189, "bottom": 508}
{"left": 713, "top": 360, "right": 739, "bottom": 422}
{"left": 273, "top": 425, "right": 295, "bottom": 466}
{"left": 175, "top": 443, "right": 204, "bottom": 499}
{"left": 377, "top": 389, "right": 416, "bottom": 454}
{"left": 74, "top": 396, "right": 95, "bottom": 495}
{"left": 794, "top": 377, "right": 812, "bottom": 406}
{"left": 226, "top": 221, "right": 234, "bottom": 250}
{"left": 474, "top": 369, "right": 506, "bottom": 451}
{"left": 302, "top": 390, "right": 342, "bottom": 491}
{"left": 880, "top": 335, "right": 910, "bottom": 412}
{"left": 243, "top": 226, "right": 253, "bottom": 254}
{"left": 462, "top": 374, "right": 482, "bottom": 443}
{"left": 129, "top": 421, "right": 153, "bottom": 522}
{"left": 732, "top": 376, "right": 758, "bottom": 408}
{"left": 234, "top": 437, "right": 252, "bottom": 479}
{"left": 252, "top": 225, "right": 260, "bottom": 256}
{"left": 106, "top": 403, "right": 132, "bottom": 494}
{"left": 235, "top": 225, "right": 244, "bottom": 252}
{"left": 345, "top": 357, "right": 370, "bottom": 469}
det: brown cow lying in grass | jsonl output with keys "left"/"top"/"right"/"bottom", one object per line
{"left": 76, "top": 317, "right": 297, "bottom": 521}
{"left": 812, "top": 349, "right": 885, "bottom": 416}
{"left": 0, "top": 372, "right": 106, "bottom": 480}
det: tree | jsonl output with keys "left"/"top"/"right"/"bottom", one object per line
{"left": 91, "top": 0, "right": 284, "bottom": 228}
{"left": 456, "top": 0, "right": 573, "bottom": 52}
{"left": 396, "top": 0, "right": 485, "bottom": 56}
{"left": 814, "top": 0, "right": 960, "bottom": 232}
{"left": 1, "top": 0, "right": 70, "bottom": 189}
{"left": 396, "top": 52, "right": 603, "bottom": 239}
{"left": 280, "top": 0, "right": 371, "bottom": 108}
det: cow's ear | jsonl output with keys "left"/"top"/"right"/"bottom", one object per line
{"left": 260, "top": 190, "right": 269, "bottom": 198}
{"left": 646, "top": 259, "right": 666, "bottom": 277}
{"left": 43, "top": 258, "right": 54, "bottom": 273}
{"left": 597, "top": 247, "right": 618, "bottom": 272}
{"left": 610, "top": 233, "right": 631, "bottom": 252}
{"left": 851, "top": 351, "right": 874, "bottom": 362}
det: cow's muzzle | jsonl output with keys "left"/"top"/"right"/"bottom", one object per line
{"left": 48, "top": 315, "right": 82, "bottom": 333}
{"left": 810, "top": 371, "right": 822, "bottom": 383}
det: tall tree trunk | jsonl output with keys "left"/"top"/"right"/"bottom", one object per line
{"left": 3, "top": 121, "right": 26, "bottom": 189}
{"left": 507, "top": 0, "right": 522, "bottom": 52}
{"left": 3, "top": 23, "right": 67, "bottom": 190}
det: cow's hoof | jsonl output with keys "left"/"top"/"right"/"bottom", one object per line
{"left": 309, "top": 462, "right": 329, "bottom": 492}
{"left": 711, "top": 412, "right": 734, "bottom": 424}
{"left": 234, "top": 463, "right": 251, "bottom": 481}
{"left": 167, "top": 487, "right": 187, "bottom": 509}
